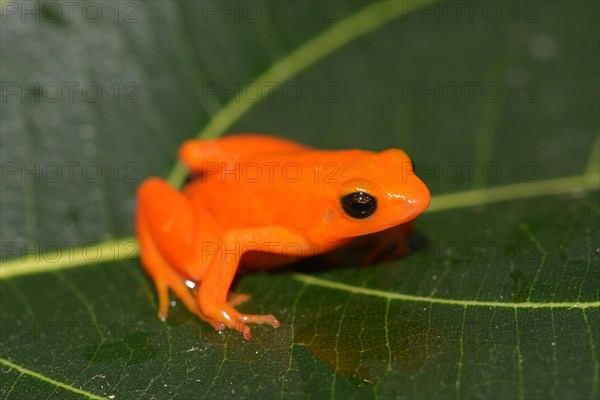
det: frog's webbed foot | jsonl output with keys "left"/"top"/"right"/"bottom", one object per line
{"left": 200, "top": 301, "right": 280, "bottom": 340}
{"left": 238, "top": 313, "right": 281, "bottom": 340}
{"left": 200, "top": 293, "right": 254, "bottom": 333}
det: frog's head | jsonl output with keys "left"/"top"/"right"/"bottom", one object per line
{"left": 316, "top": 148, "right": 430, "bottom": 241}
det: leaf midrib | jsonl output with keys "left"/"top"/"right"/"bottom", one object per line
{"left": 290, "top": 274, "right": 600, "bottom": 309}
{"left": 1, "top": 173, "right": 598, "bottom": 281}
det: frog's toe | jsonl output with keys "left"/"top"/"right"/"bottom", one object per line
{"left": 155, "top": 282, "right": 170, "bottom": 320}
{"left": 209, "top": 321, "right": 227, "bottom": 331}
{"left": 242, "top": 325, "right": 252, "bottom": 341}
{"left": 236, "top": 313, "right": 280, "bottom": 340}
{"left": 240, "top": 313, "right": 280, "bottom": 328}
{"left": 227, "top": 293, "right": 251, "bottom": 307}
{"left": 199, "top": 297, "right": 280, "bottom": 339}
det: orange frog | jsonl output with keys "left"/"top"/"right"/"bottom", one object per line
{"left": 136, "top": 134, "right": 430, "bottom": 340}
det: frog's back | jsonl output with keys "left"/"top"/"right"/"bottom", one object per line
{"left": 180, "top": 134, "right": 310, "bottom": 171}
{"left": 182, "top": 141, "right": 371, "bottom": 234}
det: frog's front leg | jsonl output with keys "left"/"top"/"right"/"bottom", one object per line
{"left": 362, "top": 223, "right": 413, "bottom": 265}
{"left": 198, "top": 227, "right": 314, "bottom": 340}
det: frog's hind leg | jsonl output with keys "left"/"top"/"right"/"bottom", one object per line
{"left": 136, "top": 178, "right": 224, "bottom": 329}
{"left": 137, "top": 178, "right": 197, "bottom": 272}
{"left": 137, "top": 214, "right": 187, "bottom": 312}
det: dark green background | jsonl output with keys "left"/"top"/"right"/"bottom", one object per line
{"left": 1, "top": 1, "right": 598, "bottom": 399}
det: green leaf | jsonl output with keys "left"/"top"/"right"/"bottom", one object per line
{"left": 1, "top": 1, "right": 599, "bottom": 399}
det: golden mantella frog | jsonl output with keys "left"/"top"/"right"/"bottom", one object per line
{"left": 136, "top": 134, "right": 430, "bottom": 340}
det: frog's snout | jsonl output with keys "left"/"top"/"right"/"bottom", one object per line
{"left": 400, "top": 177, "right": 431, "bottom": 220}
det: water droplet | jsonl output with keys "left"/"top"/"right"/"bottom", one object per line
{"left": 80, "top": 124, "right": 95, "bottom": 139}
{"left": 529, "top": 33, "right": 556, "bottom": 60}
{"left": 505, "top": 65, "right": 530, "bottom": 85}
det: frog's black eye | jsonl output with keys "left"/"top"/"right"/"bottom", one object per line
{"left": 340, "top": 191, "right": 377, "bottom": 219}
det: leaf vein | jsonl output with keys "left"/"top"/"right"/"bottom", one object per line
{"left": 0, "top": 358, "right": 106, "bottom": 399}
{"left": 583, "top": 309, "right": 600, "bottom": 400}
{"left": 455, "top": 306, "right": 467, "bottom": 400}
{"left": 291, "top": 273, "right": 600, "bottom": 309}
{"left": 515, "top": 309, "right": 524, "bottom": 400}
{"left": 166, "top": 0, "right": 437, "bottom": 187}
{"left": 519, "top": 224, "right": 546, "bottom": 302}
